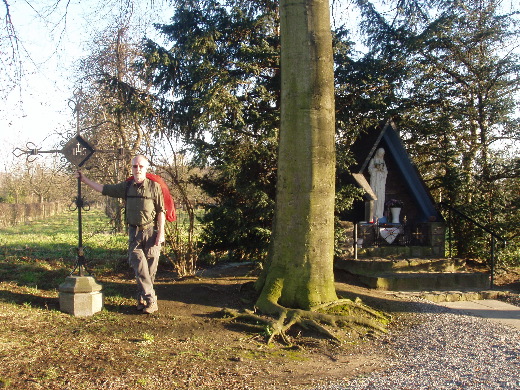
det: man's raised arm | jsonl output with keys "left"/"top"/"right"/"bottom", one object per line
{"left": 76, "top": 171, "right": 104, "bottom": 193}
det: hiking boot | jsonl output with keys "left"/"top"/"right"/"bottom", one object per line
{"left": 136, "top": 296, "right": 146, "bottom": 311}
{"left": 143, "top": 301, "right": 158, "bottom": 314}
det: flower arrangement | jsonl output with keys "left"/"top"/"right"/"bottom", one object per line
{"left": 385, "top": 199, "right": 404, "bottom": 208}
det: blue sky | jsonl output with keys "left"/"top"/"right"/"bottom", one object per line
{"left": 2, "top": 0, "right": 517, "bottom": 170}
{"left": 1, "top": 0, "right": 174, "bottom": 170}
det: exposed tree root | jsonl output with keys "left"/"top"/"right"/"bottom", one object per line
{"left": 312, "top": 298, "right": 389, "bottom": 321}
{"left": 220, "top": 297, "right": 390, "bottom": 345}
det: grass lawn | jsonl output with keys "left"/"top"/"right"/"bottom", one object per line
{"left": 0, "top": 209, "right": 381, "bottom": 390}
{"left": 0, "top": 209, "right": 518, "bottom": 389}
{"left": 0, "top": 208, "right": 128, "bottom": 290}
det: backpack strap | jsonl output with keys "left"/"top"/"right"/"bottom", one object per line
{"left": 125, "top": 179, "right": 154, "bottom": 201}
{"left": 125, "top": 179, "right": 132, "bottom": 202}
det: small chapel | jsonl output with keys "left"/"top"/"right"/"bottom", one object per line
{"left": 340, "top": 119, "right": 445, "bottom": 257}
{"left": 335, "top": 120, "right": 490, "bottom": 291}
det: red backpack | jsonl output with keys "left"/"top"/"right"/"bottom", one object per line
{"left": 126, "top": 173, "right": 176, "bottom": 222}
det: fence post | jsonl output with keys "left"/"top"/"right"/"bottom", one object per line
{"left": 354, "top": 223, "right": 358, "bottom": 260}
{"left": 448, "top": 208, "right": 453, "bottom": 258}
{"left": 490, "top": 236, "right": 495, "bottom": 290}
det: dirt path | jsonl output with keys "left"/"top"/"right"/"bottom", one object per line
{"left": 0, "top": 263, "right": 517, "bottom": 389}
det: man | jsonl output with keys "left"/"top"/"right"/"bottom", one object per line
{"left": 76, "top": 155, "right": 165, "bottom": 314}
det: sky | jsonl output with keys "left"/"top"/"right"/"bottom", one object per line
{"left": 0, "top": 0, "right": 356, "bottom": 171}
{"left": 1, "top": 0, "right": 517, "bottom": 171}
{"left": 0, "top": 0, "right": 175, "bottom": 170}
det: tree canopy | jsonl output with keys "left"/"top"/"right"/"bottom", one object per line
{"left": 132, "top": 0, "right": 519, "bottom": 265}
{"left": 4, "top": 0, "right": 518, "bottom": 267}
{"left": 140, "top": 0, "right": 280, "bottom": 262}
{"left": 356, "top": 0, "right": 520, "bottom": 260}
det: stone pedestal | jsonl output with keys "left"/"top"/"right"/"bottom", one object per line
{"left": 59, "top": 276, "right": 103, "bottom": 317}
{"left": 427, "top": 222, "right": 446, "bottom": 257}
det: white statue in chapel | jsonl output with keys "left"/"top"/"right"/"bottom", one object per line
{"left": 368, "top": 147, "right": 388, "bottom": 221}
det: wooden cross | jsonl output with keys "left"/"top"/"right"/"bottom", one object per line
{"left": 412, "top": 228, "right": 424, "bottom": 244}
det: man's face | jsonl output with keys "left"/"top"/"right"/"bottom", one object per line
{"left": 131, "top": 157, "right": 149, "bottom": 183}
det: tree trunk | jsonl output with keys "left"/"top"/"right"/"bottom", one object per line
{"left": 255, "top": 0, "right": 337, "bottom": 313}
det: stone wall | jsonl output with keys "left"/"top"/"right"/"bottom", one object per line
{"left": 0, "top": 202, "right": 64, "bottom": 228}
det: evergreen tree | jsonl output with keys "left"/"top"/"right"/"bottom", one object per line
{"left": 142, "top": 0, "right": 395, "bottom": 262}
{"left": 141, "top": 0, "right": 519, "bottom": 267}
{"left": 356, "top": 0, "right": 520, "bottom": 261}
{"left": 141, "top": 0, "right": 280, "bottom": 262}
{"left": 403, "top": 0, "right": 520, "bottom": 259}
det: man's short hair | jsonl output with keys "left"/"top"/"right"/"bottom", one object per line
{"left": 132, "top": 155, "right": 150, "bottom": 166}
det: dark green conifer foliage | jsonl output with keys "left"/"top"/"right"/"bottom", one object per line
{"left": 141, "top": 0, "right": 519, "bottom": 266}
{"left": 142, "top": 1, "right": 280, "bottom": 261}
{"left": 356, "top": 0, "right": 520, "bottom": 263}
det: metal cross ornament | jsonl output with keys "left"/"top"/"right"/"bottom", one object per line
{"left": 13, "top": 133, "right": 97, "bottom": 276}
{"left": 13, "top": 90, "right": 126, "bottom": 276}
{"left": 13, "top": 134, "right": 95, "bottom": 168}
{"left": 61, "top": 135, "right": 96, "bottom": 168}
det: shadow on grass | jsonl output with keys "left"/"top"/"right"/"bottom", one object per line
{"left": 0, "top": 261, "right": 140, "bottom": 314}
{"left": 0, "top": 287, "right": 142, "bottom": 315}
{"left": 0, "top": 289, "right": 60, "bottom": 311}
{"left": 0, "top": 241, "right": 126, "bottom": 270}
{"left": 0, "top": 262, "right": 452, "bottom": 319}
{"left": 144, "top": 281, "right": 250, "bottom": 319}
{"left": 0, "top": 261, "right": 70, "bottom": 290}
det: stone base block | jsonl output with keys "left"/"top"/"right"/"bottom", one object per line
{"left": 355, "top": 272, "right": 491, "bottom": 291}
{"left": 59, "top": 276, "right": 104, "bottom": 317}
{"left": 59, "top": 291, "right": 104, "bottom": 317}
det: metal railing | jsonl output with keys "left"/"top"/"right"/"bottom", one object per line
{"left": 438, "top": 202, "right": 507, "bottom": 289}
{"left": 354, "top": 221, "right": 434, "bottom": 248}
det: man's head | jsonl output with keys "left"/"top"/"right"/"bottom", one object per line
{"left": 131, "top": 155, "right": 149, "bottom": 184}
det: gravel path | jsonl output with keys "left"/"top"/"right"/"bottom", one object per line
{"left": 316, "top": 300, "right": 520, "bottom": 390}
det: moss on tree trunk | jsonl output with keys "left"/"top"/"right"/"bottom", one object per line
{"left": 255, "top": 0, "right": 337, "bottom": 312}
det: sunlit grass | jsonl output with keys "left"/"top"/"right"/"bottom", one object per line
{"left": 0, "top": 208, "right": 127, "bottom": 263}
{"left": 0, "top": 208, "right": 128, "bottom": 288}
{"left": 0, "top": 206, "right": 199, "bottom": 297}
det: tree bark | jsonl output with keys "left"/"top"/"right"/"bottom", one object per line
{"left": 255, "top": 0, "right": 337, "bottom": 313}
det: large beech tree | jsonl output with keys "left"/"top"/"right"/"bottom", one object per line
{"left": 254, "top": 0, "right": 337, "bottom": 312}
{"left": 142, "top": 0, "right": 388, "bottom": 341}
{"left": 239, "top": 0, "right": 387, "bottom": 342}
